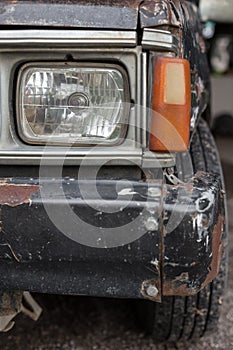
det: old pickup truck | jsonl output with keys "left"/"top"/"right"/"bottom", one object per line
{"left": 0, "top": 0, "right": 227, "bottom": 342}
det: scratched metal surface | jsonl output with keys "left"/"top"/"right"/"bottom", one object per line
{"left": 0, "top": 0, "right": 140, "bottom": 29}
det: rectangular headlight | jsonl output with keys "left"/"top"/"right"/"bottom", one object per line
{"left": 17, "top": 63, "right": 130, "bottom": 145}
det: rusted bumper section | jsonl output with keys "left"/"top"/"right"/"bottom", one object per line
{"left": 0, "top": 172, "right": 224, "bottom": 301}
{"left": 163, "top": 172, "right": 224, "bottom": 296}
{"left": 142, "top": 171, "right": 224, "bottom": 301}
{"left": 0, "top": 177, "right": 163, "bottom": 300}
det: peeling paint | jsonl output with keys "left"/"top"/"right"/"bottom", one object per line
{"left": 202, "top": 215, "right": 224, "bottom": 289}
{"left": 153, "top": 172, "right": 224, "bottom": 299}
{"left": 163, "top": 272, "right": 199, "bottom": 296}
{"left": 196, "top": 189, "right": 215, "bottom": 213}
{"left": 118, "top": 188, "right": 137, "bottom": 196}
{"left": 0, "top": 183, "right": 40, "bottom": 207}
{"left": 150, "top": 258, "right": 159, "bottom": 271}
{"left": 140, "top": 0, "right": 183, "bottom": 28}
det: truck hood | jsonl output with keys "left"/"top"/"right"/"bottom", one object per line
{"left": 0, "top": 0, "right": 185, "bottom": 30}
{"left": 0, "top": 0, "right": 142, "bottom": 30}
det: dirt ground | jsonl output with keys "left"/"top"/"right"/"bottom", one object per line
{"left": 0, "top": 136, "right": 232, "bottom": 350}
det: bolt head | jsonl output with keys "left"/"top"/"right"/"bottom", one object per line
{"left": 146, "top": 285, "right": 159, "bottom": 298}
{"left": 145, "top": 217, "right": 159, "bottom": 231}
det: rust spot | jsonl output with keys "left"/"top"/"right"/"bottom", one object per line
{"left": 140, "top": 0, "right": 183, "bottom": 28}
{"left": 201, "top": 215, "right": 223, "bottom": 289}
{"left": 163, "top": 272, "right": 198, "bottom": 296}
{"left": 163, "top": 282, "right": 198, "bottom": 296}
{"left": 0, "top": 183, "right": 40, "bottom": 207}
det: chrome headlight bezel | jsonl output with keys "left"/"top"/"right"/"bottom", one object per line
{"left": 16, "top": 62, "right": 130, "bottom": 146}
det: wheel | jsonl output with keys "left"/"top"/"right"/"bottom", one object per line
{"left": 136, "top": 119, "right": 228, "bottom": 342}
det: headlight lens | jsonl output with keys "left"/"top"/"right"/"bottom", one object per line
{"left": 17, "top": 63, "right": 130, "bottom": 145}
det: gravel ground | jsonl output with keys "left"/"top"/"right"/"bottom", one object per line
{"left": 0, "top": 137, "right": 232, "bottom": 350}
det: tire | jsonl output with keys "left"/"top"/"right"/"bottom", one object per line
{"left": 136, "top": 119, "right": 228, "bottom": 342}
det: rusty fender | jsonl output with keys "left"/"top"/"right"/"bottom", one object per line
{"left": 142, "top": 171, "right": 224, "bottom": 301}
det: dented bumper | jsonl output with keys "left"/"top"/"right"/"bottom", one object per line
{"left": 0, "top": 171, "right": 224, "bottom": 301}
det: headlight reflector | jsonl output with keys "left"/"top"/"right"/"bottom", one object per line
{"left": 17, "top": 63, "right": 130, "bottom": 145}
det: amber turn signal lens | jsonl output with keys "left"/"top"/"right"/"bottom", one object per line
{"left": 149, "top": 57, "right": 191, "bottom": 152}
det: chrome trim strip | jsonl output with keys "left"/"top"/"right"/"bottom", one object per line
{"left": 0, "top": 153, "right": 142, "bottom": 166}
{"left": 142, "top": 151, "right": 176, "bottom": 168}
{"left": 0, "top": 30, "right": 137, "bottom": 47}
{"left": 142, "top": 29, "right": 179, "bottom": 53}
